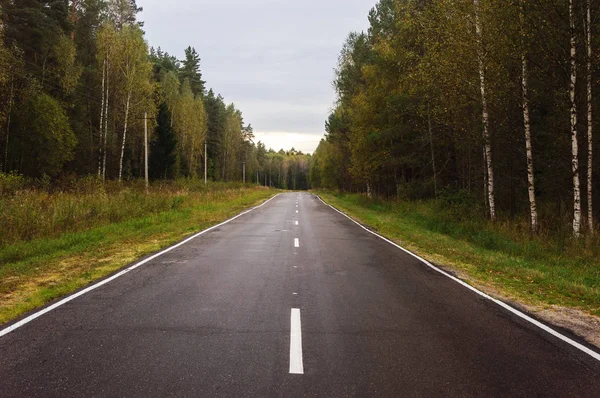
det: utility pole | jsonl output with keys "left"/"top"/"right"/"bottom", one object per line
{"left": 243, "top": 161, "right": 246, "bottom": 184}
{"left": 204, "top": 142, "right": 207, "bottom": 185}
{"left": 144, "top": 112, "right": 148, "bottom": 190}
{"left": 257, "top": 171, "right": 259, "bottom": 185}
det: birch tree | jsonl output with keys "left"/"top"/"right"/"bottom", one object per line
{"left": 586, "top": 0, "right": 593, "bottom": 233}
{"left": 520, "top": 0, "right": 538, "bottom": 233}
{"left": 474, "top": 0, "right": 496, "bottom": 221}
{"left": 98, "top": 58, "right": 106, "bottom": 177}
{"left": 570, "top": 0, "right": 581, "bottom": 237}
{"left": 96, "top": 24, "right": 117, "bottom": 180}
{"left": 113, "top": 25, "right": 152, "bottom": 181}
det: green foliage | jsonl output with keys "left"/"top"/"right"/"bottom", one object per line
{"left": 13, "top": 87, "right": 76, "bottom": 177}
{"left": 180, "top": 46, "right": 205, "bottom": 97}
{"left": 0, "top": 1, "right": 312, "bottom": 188}
{"left": 313, "top": 0, "right": 600, "bottom": 232}
{"left": 0, "top": 172, "right": 26, "bottom": 196}
{"left": 149, "top": 103, "right": 177, "bottom": 179}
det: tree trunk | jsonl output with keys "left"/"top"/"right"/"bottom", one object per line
{"left": 118, "top": 89, "right": 131, "bottom": 181}
{"left": 102, "top": 60, "right": 110, "bottom": 180}
{"left": 570, "top": 0, "right": 582, "bottom": 237}
{"left": 521, "top": 0, "right": 538, "bottom": 234}
{"left": 98, "top": 58, "right": 106, "bottom": 177}
{"left": 474, "top": 0, "right": 496, "bottom": 221}
{"left": 70, "top": 0, "right": 78, "bottom": 41}
{"left": 483, "top": 145, "right": 489, "bottom": 215}
{"left": 586, "top": 0, "right": 593, "bottom": 233}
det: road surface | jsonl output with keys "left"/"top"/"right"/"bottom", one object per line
{"left": 1, "top": 192, "right": 599, "bottom": 397}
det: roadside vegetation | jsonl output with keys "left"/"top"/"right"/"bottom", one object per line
{"left": 309, "top": 0, "right": 600, "bottom": 332}
{"left": 317, "top": 191, "right": 600, "bottom": 317}
{"left": 0, "top": 174, "right": 274, "bottom": 324}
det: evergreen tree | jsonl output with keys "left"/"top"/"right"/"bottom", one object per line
{"left": 150, "top": 103, "right": 177, "bottom": 179}
{"left": 180, "top": 46, "right": 205, "bottom": 98}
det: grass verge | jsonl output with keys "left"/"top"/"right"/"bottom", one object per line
{"left": 316, "top": 191, "right": 600, "bottom": 317}
{"left": 0, "top": 183, "right": 274, "bottom": 324}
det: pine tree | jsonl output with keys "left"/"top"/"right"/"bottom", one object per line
{"left": 180, "top": 46, "right": 205, "bottom": 98}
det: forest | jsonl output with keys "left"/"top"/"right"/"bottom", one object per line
{"left": 0, "top": 0, "right": 311, "bottom": 190}
{"left": 310, "top": 0, "right": 600, "bottom": 237}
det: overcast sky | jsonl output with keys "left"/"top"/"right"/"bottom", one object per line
{"left": 138, "top": 0, "right": 377, "bottom": 153}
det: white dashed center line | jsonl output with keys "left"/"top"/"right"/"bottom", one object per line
{"left": 294, "top": 238, "right": 299, "bottom": 248}
{"left": 289, "top": 308, "right": 304, "bottom": 374}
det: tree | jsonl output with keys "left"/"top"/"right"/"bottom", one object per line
{"left": 173, "top": 79, "right": 207, "bottom": 176}
{"left": 0, "top": 0, "right": 254, "bottom": 183}
{"left": 107, "top": 0, "right": 142, "bottom": 30}
{"left": 204, "top": 89, "right": 226, "bottom": 180}
{"left": 586, "top": 0, "right": 593, "bottom": 233}
{"left": 149, "top": 103, "right": 177, "bottom": 179}
{"left": 520, "top": 0, "right": 538, "bottom": 234}
{"left": 222, "top": 104, "right": 242, "bottom": 180}
{"left": 96, "top": 22, "right": 118, "bottom": 179}
{"left": 570, "top": 0, "right": 581, "bottom": 237}
{"left": 112, "top": 25, "right": 154, "bottom": 181}
{"left": 180, "top": 46, "right": 205, "bottom": 98}
{"left": 12, "top": 86, "right": 76, "bottom": 177}
{"left": 474, "top": 0, "right": 496, "bottom": 221}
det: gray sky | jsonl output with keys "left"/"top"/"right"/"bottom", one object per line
{"left": 138, "top": 0, "right": 377, "bottom": 153}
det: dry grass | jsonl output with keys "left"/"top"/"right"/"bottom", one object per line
{"left": 0, "top": 177, "right": 275, "bottom": 324}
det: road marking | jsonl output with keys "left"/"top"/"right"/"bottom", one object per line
{"left": 289, "top": 308, "right": 304, "bottom": 374}
{"left": 314, "top": 194, "right": 600, "bottom": 363}
{"left": 296, "top": 210, "right": 298, "bottom": 213}
{"left": 293, "top": 292, "right": 298, "bottom": 295}
{"left": 294, "top": 238, "right": 300, "bottom": 247}
{"left": 295, "top": 221, "right": 299, "bottom": 226}
{"left": 0, "top": 194, "right": 281, "bottom": 339}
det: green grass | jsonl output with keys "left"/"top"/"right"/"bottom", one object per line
{"left": 0, "top": 180, "right": 275, "bottom": 324}
{"left": 316, "top": 190, "right": 600, "bottom": 316}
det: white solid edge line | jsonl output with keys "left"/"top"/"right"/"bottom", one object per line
{"left": 314, "top": 194, "right": 600, "bottom": 363}
{"left": 0, "top": 193, "right": 281, "bottom": 339}
{"left": 294, "top": 238, "right": 300, "bottom": 248}
{"left": 289, "top": 308, "right": 304, "bottom": 374}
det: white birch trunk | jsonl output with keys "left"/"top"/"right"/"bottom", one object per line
{"left": 102, "top": 59, "right": 110, "bottom": 180}
{"left": 483, "top": 145, "right": 489, "bottom": 213}
{"left": 570, "top": 0, "right": 582, "bottom": 237}
{"left": 586, "top": 0, "right": 593, "bottom": 233}
{"left": 118, "top": 89, "right": 131, "bottom": 181}
{"left": 98, "top": 58, "right": 106, "bottom": 177}
{"left": 474, "top": 0, "right": 496, "bottom": 221}
{"left": 521, "top": 0, "right": 538, "bottom": 234}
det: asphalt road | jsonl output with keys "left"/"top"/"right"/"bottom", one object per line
{"left": 1, "top": 192, "right": 600, "bottom": 397}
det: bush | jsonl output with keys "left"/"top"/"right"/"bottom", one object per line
{"left": 0, "top": 172, "right": 26, "bottom": 196}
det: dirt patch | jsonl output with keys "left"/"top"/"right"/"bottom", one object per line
{"left": 528, "top": 305, "right": 600, "bottom": 347}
